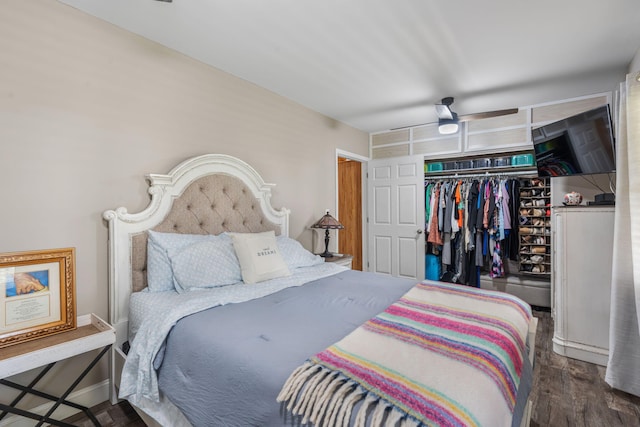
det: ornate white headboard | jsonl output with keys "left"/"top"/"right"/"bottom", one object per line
{"left": 103, "top": 154, "right": 290, "bottom": 358}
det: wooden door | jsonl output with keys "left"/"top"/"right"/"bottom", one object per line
{"left": 338, "top": 157, "right": 363, "bottom": 270}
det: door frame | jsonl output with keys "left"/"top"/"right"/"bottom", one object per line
{"left": 336, "top": 149, "right": 369, "bottom": 269}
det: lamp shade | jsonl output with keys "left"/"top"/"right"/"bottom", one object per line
{"left": 311, "top": 210, "right": 344, "bottom": 230}
{"left": 438, "top": 112, "right": 459, "bottom": 135}
{"left": 311, "top": 210, "right": 344, "bottom": 257}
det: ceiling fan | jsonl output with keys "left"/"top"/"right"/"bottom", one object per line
{"left": 393, "top": 97, "right": 518, "bottom": 134}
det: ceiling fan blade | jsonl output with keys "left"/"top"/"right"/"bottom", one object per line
{"left": 434, "top": 97, "right": 455, "bottom": 119}
{"left": 389, "top": 105, "right": 518, "bottom": 131}
{"left": 458, "top": 108, "right": 519, "bottom": 122}
{"left": 434, "top": 104, "right": 453, "bottom": 120}
{"left": 390, "top": 121, "right": 437, "bottom": 131}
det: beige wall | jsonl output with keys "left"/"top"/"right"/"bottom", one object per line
{"left": 0, "top": 0, "right": 367, "bottom": 405}
{"left": 0, "top": 0, "right": 368, "bottom": 317}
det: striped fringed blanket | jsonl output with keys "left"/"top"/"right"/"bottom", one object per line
{"left": 277, "top": 281, "right": 532, "bottom": 427}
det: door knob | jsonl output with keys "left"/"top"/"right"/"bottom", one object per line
{"left": 416, "top": 229, "right": 423, "bottom": 234}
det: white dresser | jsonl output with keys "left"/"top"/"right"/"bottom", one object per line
{"left": 551, "top": 205, "right": 614, "bottom": 366}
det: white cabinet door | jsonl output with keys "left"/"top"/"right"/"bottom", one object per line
{"left": 367, "top": 155, "right": 425, "bottom": 280}
{"left": 552, "top": 206, "right": 614, "bottom": 366}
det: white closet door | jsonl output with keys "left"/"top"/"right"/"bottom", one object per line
{"left": 367, "top": 155, "right": 425, "bottom": 280}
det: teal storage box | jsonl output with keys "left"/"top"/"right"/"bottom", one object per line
{"left": 425, "top": 254, "right": 441, "bottom": 281}
{"left": 512, "top": 153, "right": 534, "bottom": 166}
{"left": 426, "top": 162, "right": 443, "bottom": 172}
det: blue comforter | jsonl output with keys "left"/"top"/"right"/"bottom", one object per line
{"left": 126, "top": 269, "right": 532, "bottom": 426}
{"left": 158, "top": 270, "right": 417, "bottom": 426}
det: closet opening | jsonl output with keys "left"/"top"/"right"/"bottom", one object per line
{"left": 424, "top": 170, "right": 551, "bottom": 308}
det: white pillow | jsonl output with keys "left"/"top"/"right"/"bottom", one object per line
{"left": 147, "top": 230, "right": 218, "bottom": 292}
{"left": 229, "top": 231, "right": 291, "bottom": 284}
{"left": 276, "top": 236, "right": 324, "bottom": 269}
{"left": 168, "top": 237, "right": 242, "bottom": 293}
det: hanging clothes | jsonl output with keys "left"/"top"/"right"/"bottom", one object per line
{"left": 489, "top": 180, "right": 505, "bottom": 278}
{"left": 427, "top": 183, "right": 443, "bottom": 246}
{"left": 424, "top": 173, "right": 525, "bottom": 285}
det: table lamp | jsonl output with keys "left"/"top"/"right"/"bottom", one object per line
{"left": 311, "top": 210, "right": 344, "bottom": 257}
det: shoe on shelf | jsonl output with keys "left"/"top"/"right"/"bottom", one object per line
{"left": 530, "top": 255, "right": 544, "bottom": 263}
{"left": 532, "top": 264, "right": 546, "bottom": 273}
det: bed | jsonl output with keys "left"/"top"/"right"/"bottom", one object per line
{"left": 103, "top": 153, "right": 538, "bottom": 427}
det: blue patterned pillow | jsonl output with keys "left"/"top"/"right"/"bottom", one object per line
{"left": 147, "top": 231, "right": 217, "bottom": 292}
{"left": 276, "top": 236, "right": 324, "bottom": 270}
{"left": 168, "top": 237, "right": 242, "bottom": 292}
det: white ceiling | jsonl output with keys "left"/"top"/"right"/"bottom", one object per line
{"left": 58, "top": 0, "right": 640, "bottom": 133}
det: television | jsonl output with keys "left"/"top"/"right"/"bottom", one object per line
{"left": 532, "top": 105, "right": 616, "bottom": 177}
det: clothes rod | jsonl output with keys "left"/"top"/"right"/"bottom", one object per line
{"left": 424, "top": 168, "right": 538, "bottom": 180}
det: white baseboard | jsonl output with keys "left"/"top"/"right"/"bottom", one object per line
{"left": 0, "top": 380, "right": 110, "bottom": 427}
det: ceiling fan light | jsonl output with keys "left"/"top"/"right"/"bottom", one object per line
{"left": 438, "top": 115, "right": 459, "bottom": 135}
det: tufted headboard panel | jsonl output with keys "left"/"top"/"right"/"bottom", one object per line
{"left": 130, "top": 174, "right": 280, "bottom": 292}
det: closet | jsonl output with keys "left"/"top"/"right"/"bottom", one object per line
{"left": 425, "top": 171, "right": 525, "bottom": 282}
{"left": 424, "top": 170, "right": 552, "bottom": 307}
{"left": 368, "top": 92, "right": 613, "bottom": 310}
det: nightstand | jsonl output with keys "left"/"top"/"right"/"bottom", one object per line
{"left": 0, "top": 313, "right": 115, "bottom": 426}
{"left": 323, "top": 254, "right": 353, "bottom": 269}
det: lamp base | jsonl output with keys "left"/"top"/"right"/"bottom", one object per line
{"left": 319, "top": 229, "right": 333, "bottom": 258}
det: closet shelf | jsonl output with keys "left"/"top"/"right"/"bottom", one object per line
{"left": 518, "top": 177, "right": 551, "bottom": 277}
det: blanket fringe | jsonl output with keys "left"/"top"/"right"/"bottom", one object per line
{"left": 280, "top": 363, "right": 426, "bottom": 427}
{"left": 402, "top": 417, "right": 420, "bottom": 427}
{"left": 335, "top": 386, "right": 365, "bottom": 426}
{"left": 370, "top": 400, "right": 387, "bottom": 426}
{"left": 354, "top": 394, "right": 377, "bottom": 427}
{"left": 386, "top": 408, "right": 405, "bottom": 426}
{"left": 277, "top": 362, "right": 318, "bottom": 407}
{"left": 323, "top": 381, "right": 353, "bottom": 427}
{"left": 295, "top": 369, "right": 330, "bottom": 417}
{"left": 311, "top": 372, "right": 346, "bottom": 424}
{"left": 302, "top": 370, "right": 335, "bottom": 423}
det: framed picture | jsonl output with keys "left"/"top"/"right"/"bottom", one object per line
{"left": 0, "top": 248, "right": 76, "bottom": 348}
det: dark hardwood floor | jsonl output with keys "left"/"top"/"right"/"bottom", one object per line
{"left": 63, "top": 309, "right": 640, "bottom": 426}
{"left": 528, "top": 310, "right": 640, "bottom": 427}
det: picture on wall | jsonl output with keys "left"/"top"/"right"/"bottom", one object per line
{"left": 0, "top": 248, "right": 76, "bottom": 348}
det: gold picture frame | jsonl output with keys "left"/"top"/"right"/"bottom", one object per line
{"left": 0, "top": 248, "right": 76, "bottom": 348}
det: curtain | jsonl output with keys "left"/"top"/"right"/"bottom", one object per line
{"left": 605, "top": 72, "right": 640, "bottom": 397}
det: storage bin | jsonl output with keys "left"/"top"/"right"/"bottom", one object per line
{"left": 493, "top": 156, "right": 512, "bottom": 167}
{"left": 443, "top": 161, "right": 457, "bottom": 170}
{"left": 512, "top": 153, "right": 534, "bottom": 166}
{"left": 425, "top": 254, "right": 441, "bottom": 281}
{"left": 472, "top": 158, "right": 492, "bottom": 169}
{"left": 457, "top": 160, "right": 473, "bottom": 170}
{"left": 426, "top": 162, "right": 443, "bottom": 172}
